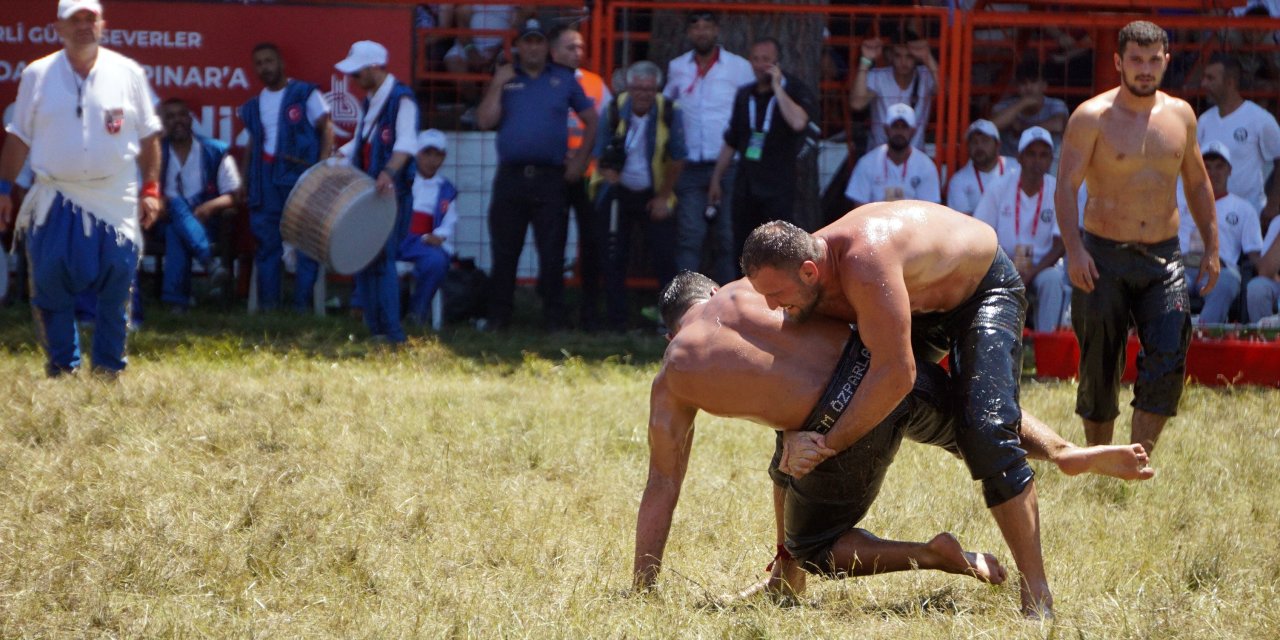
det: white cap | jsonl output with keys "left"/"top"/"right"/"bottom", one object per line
{"left": 335, "top": 41, "right": 388, "bottom": 74}
{"left": 1201, "top": 140, "right": 1232, "bottom": 166}
{"left": 58, "top": 0, "right": 102, "bottom": 19}
{"left": 885, "top": 103, "right": 916, "bottom": 128}
{"left": 417, "top": 129, "right": 447, "bottom": 153}
{"left": 1018, "top": 126, "right": 1054, "bottom": 153}
{"left": 967, "top": 119, "right": 1000, "bottom": 142}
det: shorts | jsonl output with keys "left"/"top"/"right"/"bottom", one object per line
{"left": 768, "top": 330, "right": 960, "bottom": 575}
{"left": 1071, "top": 232, "right": 1190, "bottom": 421}
{"left": 910, "top": 248, "right": 1034, "bottom": 508}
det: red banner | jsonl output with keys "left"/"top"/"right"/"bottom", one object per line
{"left": 1, "top": 1, "right": 413, "bottom": 148}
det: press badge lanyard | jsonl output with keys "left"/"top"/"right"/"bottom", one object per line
{"left": 974, "top": 157, "right": 1005, "bottom": 194}
{"left": 684, "top": 48, "right": 720, "bottom": 95}
{"left": 1014, "top": 185, "right": 1045, "bottom": 241}
{"left": 745, "top": 93, "right": 778, "bottom": 161}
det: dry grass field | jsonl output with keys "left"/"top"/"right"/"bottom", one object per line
{"left": 1, "top": 307, "right": 1278, "bottom": 638}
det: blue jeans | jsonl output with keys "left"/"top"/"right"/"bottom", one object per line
{"left": 1186, "top": 262, "right": 1241, "bottom": 324}
{"left": 161, "top": 196, "right": 213, "bottom": 307}
{"left": 673, "top": 162, "right": 736, "bottom": 285}
{"left": 27, "top": 194, "right": 140, "bottom": 375}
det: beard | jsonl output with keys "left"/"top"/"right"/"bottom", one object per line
{"left": 693, "top": 40, "right": 715, "bottom": 56}
{"left": 888, "top": 134, "right": 911, "bottom": 152}
{"left": 784, "top": 285, "right": 822, "bottom": 324}
{"left": 1122, "top": 73, "right": 1160, "bottom": 97}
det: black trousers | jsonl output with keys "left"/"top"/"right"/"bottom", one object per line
{"left": 566, "top": 178, "right": 601, "bottom": 324}
{"left": 487, "top": 164, "right": 569, "bottom": 328}
{"left": 597, "top": 184, "right": 678, "bottom": 330}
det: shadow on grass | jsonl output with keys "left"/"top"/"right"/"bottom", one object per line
{"left": 0, "top": 303, "right": 669, "bottom": 366}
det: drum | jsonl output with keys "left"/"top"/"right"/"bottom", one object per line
{"left": 282, "top": 163, "right": 397, "bottom": 275}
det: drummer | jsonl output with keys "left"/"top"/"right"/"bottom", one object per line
{"left": 335, "top": 41, "right": 418, "bottom": 343}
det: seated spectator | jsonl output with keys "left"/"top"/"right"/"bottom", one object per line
{"left": 592, "top": 61, "right": 686, "bottom": 332}
{"left": 158, "top": 98, "right": 239, "bottom": 313}
{"left": 415, "top": 4, "right": 457, "bottom": 72}
{"left": 443, "top": 4, "right": 518, "bottom": 74}
{"left": 974, "top": 127, "right": 1067, "bottom": 331}
{"left": 398, "top": 130, "right": 458, "bottom": 327}
{"left": 1246, "top": 219, "right": 1280, "bottom": 323}
{"left": 1178, "top": 142, "right": 1265, "bottom": 325}
{"left": 1198, "top": 55, "right": 1280, "bottom": 227}
{"left": 850, "top": 33, "right": 937, "bottom": 150}
{"left": 946, "top": 118, "right": 1018, "bottom": 215}
{"left": 990, "top": 60, "right": 1068, "bottom": 160}
{"left": 844, "top": 103, "right": 940, "bottom": 208}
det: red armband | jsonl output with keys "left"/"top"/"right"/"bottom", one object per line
{"left": 764, "top": 543, "right": 793, "bottom": 572}
{"left": 141, "top": 181, "right": 161, "bottom": 199}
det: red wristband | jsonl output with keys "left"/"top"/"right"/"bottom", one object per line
{"left": 141, "top": 181, "right": 161, "bottom": 199}
{"left": 765, "top": 543, "right": 793, "bottom": 572}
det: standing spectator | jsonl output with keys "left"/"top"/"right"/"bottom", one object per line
{"left": 477, "top": 19, "right": 598, "bottom": 331}
{"left": 711, "top": 37, "right": 817, "bottom": 267}
{"left": 0, "top": 0, "right": 162, "bottom": 377}
{"left": 398, "top": 130, "right": 457, "bottom": 327}
{"left": 990, "top": 61, "right": 1069, "bottom": 160}
{"left": 593, "top": 61, "right": 686, "bottom": 332}
{"left": 443, "top": 4, "right": 520, "bottom": 119}
{"left": 844, "top": 104, "right": 940, "bottom": 208}
{"left": 1246, "top": 220, "right": 1280, "bottom": 323}
{"left": 974, "top": 127, "right": 1067, "bottom": 330}
{"left": 550, "top": 24, "right": 612, "bottom": 331}
{"left": 850, "top": 34, "right": 937, "bottom": 150}
{"left": 1177, "top": 142, "right": 1265, "bottom": 324}
{"left": 1198, "top": 56, "right": 1280, "bottom": 227}
{"left": 663, "top": 11, "right": 753, "bottom": 286}
{"left": 947, "top": 118, "right": 1018, "bottom": 215}
{"left": 335, "top": 41, "right": 418, "bottom": 343}
{"left": 240, "top": 42, "right": 333, "bottom": 311}
{"left": 158, "top": 98, "right": 239, "bottom": 313}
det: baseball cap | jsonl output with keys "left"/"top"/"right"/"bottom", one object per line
{"left": 886, "top": 103, "right": 916, "bottom": 128}
{"left": 1201, "top": 140, "right": 1232, "bottom": 165}
{"left": 1018, "top": 126, "right": 1054, "bottom": 153}
{"left": 335, "top": 41, "right": 388, "bottom": 74}
{"left": 417, "top": 129, "right": 448, "bottom": 153}
{"left": 58, "top": 0, "right": 102, "bottom": 19}
{"left": 517, "top": 18, "right": 547, "bottom": 41}
{"left": 967, "top": 119, "right": 1000, "bottom": 142}
{"left": 687, "top": 10, "right": 717, "bottom": 24}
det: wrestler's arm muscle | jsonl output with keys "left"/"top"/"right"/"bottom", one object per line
{"left": 819, "top": 256, "right": 916, "bottom": 455}
{"left": 1055, "top": 104, "right": 1100, "bottom": 291}
{"left": 1178, "top": 105, "right": 1220, "bottom": 294}
{"left": 633, "top": 370, "right": 698, "bottom": 589}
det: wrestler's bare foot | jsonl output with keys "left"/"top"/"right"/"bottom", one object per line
{"left": 1021, "top": 579, "right": 1054, "bottom": 620}
{"left": 924, "top": 533, "right": 1007, "bottom": 585}
{"left": 1055, "top": 443, "right": 1155, "bottom": 480}
{"left": 709, "top": 577, "right": 802, "bottom": 609}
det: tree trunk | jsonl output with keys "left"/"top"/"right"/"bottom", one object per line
{"left": 647, "top": 1, "right": 828, "bottom": 232}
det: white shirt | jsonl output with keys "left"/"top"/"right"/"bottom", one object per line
{"left": 338, "top": 74, "right": 419, "bottom": 161}
{"left": 865, "top": 65, "right": 935, "bottom": 149}
{"left": 1197, "top": 100, "right": 1280, "bottom": 210}
{"left": 258, "top": 81, "right": 329, "bottom": 156}
{"left": 163, "top": 138, "right": 241, "bottom": 202}
{"left": 663, "top": 47, "right": 754, "bottom": 162}
{"left": 620, "top": 113, "right": 652, "bottom": 191}
{"left": 844, "top": 144, "right": 940, "bottom": 205}
{"left": 1177, "top": 190, "right": 1264, "bottom": 265}
{"left": 946, "top": 156, "right": 1018, "bottom": 214}
{"left": 974, "top": 169, "right": 1061, "bottom": 263}
{"left": 7, "top": 48, "right": 162, "bottom": 247}
{"left": 411, "top": 173, "right": 458, "bottom": 255}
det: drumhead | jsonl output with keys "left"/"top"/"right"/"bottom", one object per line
{"left": 328, "top": 188, "right": 397, "bottom": 275}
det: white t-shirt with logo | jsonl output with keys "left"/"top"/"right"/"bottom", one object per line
{"left": 164, "top": 139, "right": 242, "bottom": 202}
{"left": 258, "top": 82, "right": 329, "bottom": 156}
{"left": 845, "top": 144, "right": 940, "bottom": 205}
{"left": 973, "top": 169, "right": 1061, "bottom": 263}
{"left": 865, "top": 65, "right": 935, "bottom": 149}
{"left": 1177, "top": 189, "right": 1264, "bottom": 265}
{"left": 6, "top": 48, "right": 163, "bottom": 246}
{"left": 1197, "top": 100, "right": 1280, "bottom": 210}
{"left": 946, "top": 156, "right": 1018, "bottom": 214}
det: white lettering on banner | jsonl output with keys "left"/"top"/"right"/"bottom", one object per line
{"left": 190, "top": 105, "right": 238, "bottom": 145}
{"left": 27, "top": 24, "right": 60, "bottom": 45}
{"left": 0, "top": 23, "right": 27, "bottom": 44}
{"left": 102, "top": 29, "right": 203, "bottom": 50}
{"left": 0, "top": 60, "right": 29, "bottom": 83}
{"left": 143, "top": 65, "right": 250, "bottom": 90}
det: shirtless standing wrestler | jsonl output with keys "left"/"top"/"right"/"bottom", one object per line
{"left": 634, "top": 271, "right": 1153, "bottom": 611}
{"left": 1054, "top": 21, "right": 1219, "bottom": 455}
{"left": 739, "top": 203, "right": 1050, "bottom": 615}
